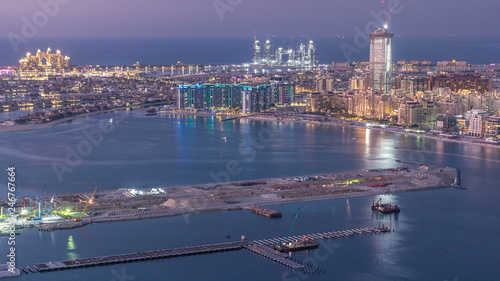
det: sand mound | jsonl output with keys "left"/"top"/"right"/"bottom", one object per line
{"left": 162, "top": 199, "right": 191, "bottom": 208}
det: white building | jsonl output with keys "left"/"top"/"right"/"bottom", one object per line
{"left": 467, "top": 110, "right": 490, "bottom": 138}
{"left": 369, "top": 27, "right": 393, "bottom": 94}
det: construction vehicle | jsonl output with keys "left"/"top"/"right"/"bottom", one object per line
{"left": 74, "top": 186, "right": 99, "bottom": 222}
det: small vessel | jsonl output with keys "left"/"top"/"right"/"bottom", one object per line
{"left": 221, "top": 136, "right": 227, "bottom": 141}
{"left": 372, "top": 198, "right": 400, "bottom": 213}
{"left": 221, "top": 117, "right": 238, "bottom": 121}
{"left": 274, "top": 237, "right": 319, "bottom": 252}
{"left": 145, "top": 108, "right": 157, "bottom": 116}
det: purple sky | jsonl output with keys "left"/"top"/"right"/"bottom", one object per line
{"left": 2, "top": 0, "right": 498, "bottom": 38}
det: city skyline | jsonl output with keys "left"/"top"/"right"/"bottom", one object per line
{"left": 2, "top": 2, "right": 500, "bottom": 281}
{"left": 1, "top": 0, "right": 499, "bottom": 38}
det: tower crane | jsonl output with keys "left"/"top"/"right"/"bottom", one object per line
{"left": 381, "top": 0, "right": 392, "bottom": 29}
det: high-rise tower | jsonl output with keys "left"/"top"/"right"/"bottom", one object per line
{"left": 307, "top": 40, "right": 316, "bottom": 66}
{"left": 253, "top": 39, "right": 262, "bottom": 64}
{"left": 369, "top": 27, "right": 393, "bottom": 93}
{"left": 264, "top": 40, "right": 272, "bottom": 63}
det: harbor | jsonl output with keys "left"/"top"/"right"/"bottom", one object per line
{"left": 13, "top": 227, "right": 388, "bottom": 277}
{"left": 0, "top": 165, "right": 458, "bottom": 232}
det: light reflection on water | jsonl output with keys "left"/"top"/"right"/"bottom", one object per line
{"left": 0, "top": 112, "right": 499, "bottom": 280}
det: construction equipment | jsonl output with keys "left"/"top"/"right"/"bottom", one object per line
{"left": 35, "top": 195, "right": 40, "bottom": 218}
{"left": 74, "top": 186, "right": 99, "bottom": 222}
{"left": 277, "top": 208, "right": 301, "bottom": 246}
{"left": 43, "top": 184, "right": 46, "bottom": 213}
{"left": 273, "top": 208, "right": 319, "bottom": 252}
{"left": 47, "top": 193, "right": 56, "bottom": 214}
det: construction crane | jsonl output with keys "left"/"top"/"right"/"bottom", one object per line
{"left": 381, "top": 0, "right": 392, "bottom": 29}
{"left": 35, "top": 195, "right": 41, "bottom": 218}
{"left": 278, "top": 208, "right": 301, "bottom": 246}
{"left": 43, "top": 184, "right": 46, "bottom": 213}
{"left": 28, "top": 193, "right": 34, "bottom": 213}
{"left": 47, "top": 193, "right": 56, "bottom": 214}
{"left": 74, "top": 186, "right": 99, "bottom": 222}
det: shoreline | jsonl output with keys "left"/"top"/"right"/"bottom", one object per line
{"left": 151, "top": 111, "right": 500, "bottom": 149}
{"left": 0, "top": 102, "right": 171, "bottom": 133}
{"left": 2, "top": 108, "right": 498, "bottom": 150}
{"left": 3, "top": 165, "right": 458, "bottom": 231}
{"left": 242, "top": 115, "right": 500, "bottom": 149}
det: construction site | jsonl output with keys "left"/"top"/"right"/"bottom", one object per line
{"left": 0, "top": 165, "right": 459, "bottom": 232}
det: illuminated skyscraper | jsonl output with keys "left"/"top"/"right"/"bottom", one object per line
{"left": 307, "top": 40, "right": 316, "bottom": 66}
{"left": 369, "top": 27, "right": 393, "bottom": 94}
{"left": 264, "top": 40, "right": 272, "bottom": 63}
{"left": 251, "top": 39, "right": 316, "bottom": 66}
{"left": 253, "top": 40, "right": 262, "bottom": 64}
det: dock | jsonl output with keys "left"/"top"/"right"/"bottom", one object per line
{"left": 25, "top": 227, "right": 388, "bottom": 275}
{"left": 32, "top": 241, "right": 249, "bottom": 272}
{"left": 244, "top": 244, "right": 305, "bottom": 269}
{"left": 252, "top": 227, "right": 384, "bottom": 247}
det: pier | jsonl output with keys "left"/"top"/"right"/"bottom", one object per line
{"left": 244, "top": 244, "right": 305, "bottom": 269}
{"left": 32, "top": 241, "right": 249, "bottom": 272}
{"left": 252, "top": 227, "right": 384, "bottom": 247}
{"left": 21, "top": 227, "right": 387, "bottom": 276}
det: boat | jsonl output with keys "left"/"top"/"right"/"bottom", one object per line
{"left": 372, "top": 198, "right": 400, "bottom": 213}
{"left": 274, "top": 237, "right": 319, "bottom": 252}
{"left": 221, "top": 117, "right": 238, "bottom": 121}
{"left": 221, "top": 136, "right": 227, "bottom": 141}
{"left": 250, "top": 205, "right": 282, "bottom": 218}
{"left": 145, "top": 108, "right": 157, "bottom": 116}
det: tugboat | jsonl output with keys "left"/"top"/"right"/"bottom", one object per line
{"left": 274, "top": 237, "right": 319, "bottom": 252}
{"left": 372, "top": 198, "right": 400, "bottom": 213}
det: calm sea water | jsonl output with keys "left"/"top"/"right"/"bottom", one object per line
{"left": 1, "top": 37, "right": 500, "bottom": 66}
{"left": 1, "top": 112, "right": 500, "bottom": 280}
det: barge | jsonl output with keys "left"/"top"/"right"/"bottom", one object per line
{"left": 250, "top": 205, "right": 282, "bottom": 218}
{"left": 372, "top": 198, "right": 400, "bottom": 213}
{"left": 274, "top": 237, "right": 319, "bottom": 252}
